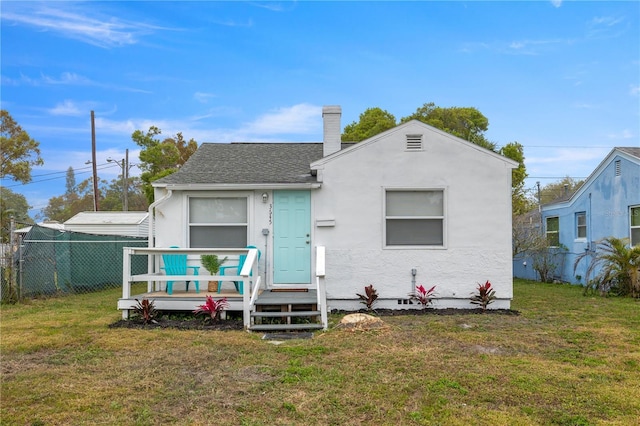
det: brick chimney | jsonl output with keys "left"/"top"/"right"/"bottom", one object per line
{"left": 322, "top": 105, "right": 341, "bottom": 157}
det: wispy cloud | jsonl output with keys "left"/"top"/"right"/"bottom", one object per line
{"left": 5, "top": 71, "right": 152, "bottom": 94}
{"left": 249, "top": 1, "right": 298, "bottom": 12}
{"left": 630, "top": 85, "right": 640, "bottom": 96}
{"left": 607, "top": 129, "right": 635, "bottom": 140}
{"left": 550, "top": 0, "right": 563, "bottom": 8}
{"left": 506, "top": 38, "right": 573, "bottom": 55}
{"left": 83, "top": 103, "right": 324, "bottom": 144}
{"left": 572, "top": 102, "right": 599, "bottom": 110}
{"left": 586, "top": 15, "right": 627, "bottom": 40}
{"left": 525, "top": 147, "right": 612, "bottom": 181}
{"left": 42, "top": 72, "right": 93, "bottom": 86}
{"left": 527, "top": 148, "right": 608, "bottom": 166}
{"left": 49, "top": 100, "right": 84, "bottom": 116}
{"left": 208, "top": 18, "right": 254, "bottom": 28}
{"left": 1, "top": 3, "right": 169, "bottom": 48}
{"left": 242, "top": 104, "right": 323, "bottom": 136}
{"left": 194, "top": 92, "right": 216, "bottom": 104}
{"left": 462, "top": 38, "right": 573, "bottom": 56}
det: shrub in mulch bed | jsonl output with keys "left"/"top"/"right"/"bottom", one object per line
{"left": 331, "top": 308, "right": 520, "bottom": 316}
{"left": 109, "top": 308, "right": 520, "bottom": 331}
{"left": 109, "top": 311, "right": 244, "bottom": 331}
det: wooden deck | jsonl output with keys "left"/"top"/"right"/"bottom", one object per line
{"left": 118, "top": 246, "right": 328, "bottom": 330}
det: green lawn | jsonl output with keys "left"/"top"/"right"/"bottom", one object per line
{"left": 1, "top": 280, "right": 639, "bottom": 425}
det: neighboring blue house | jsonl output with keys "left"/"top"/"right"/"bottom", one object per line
{"left": 514, "top": 147, "right": 640, "bottom": 284}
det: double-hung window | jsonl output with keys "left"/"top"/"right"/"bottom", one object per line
{"left": 546, "top": 216, "right": 560, "bottom": 247}
{"left": 631, "top": 206, "right": 640, "bottom": 247}
{"left": 188, "top": 197, "right": 248, "bottom": 248}
{"left": 576, "top": 212, "right": 586, "bottom": 239}
{"left": 385, "top": 190, "right": 444, "bottom": 247}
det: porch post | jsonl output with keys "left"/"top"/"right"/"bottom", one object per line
{"left": 243, "top": 276, "right": 250, "bottom": 329}
{"left": 316, "top": 246, "right": 328, "bottom": 330}
{"left": 122, "top": 247, "right": 132, "bottom": 319}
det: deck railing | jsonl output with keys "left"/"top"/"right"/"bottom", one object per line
{"left": 121, "top": 247, "right": 260, "bottom": 328}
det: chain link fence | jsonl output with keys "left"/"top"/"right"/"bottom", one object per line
{"left": 1, "top": 224, "right": 148, "bottom": 302}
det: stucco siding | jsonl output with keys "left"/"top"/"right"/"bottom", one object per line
{"left": 151, "top": 121, "right": 516, "bottom": 308}
{"left": 313, "top": 123, "right": 514, "bottom": 305}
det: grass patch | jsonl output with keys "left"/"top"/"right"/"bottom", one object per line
{"left": 1, "top": 279, "right": 639, "bottom": 425}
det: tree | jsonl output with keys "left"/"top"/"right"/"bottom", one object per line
{"left": 132, "top": 126, "right": 198, "bottom": 204}
{"left": 65, "top": 167, "right": 77, "bottom": 197}
{"left": 400, "top": 102, "right": 495, "bottom": 150}
{"left": 171, "top": 132, "right": 199, "bottom": 166}
{"left": 100, "top": 176, "right": 148, "bottom": 212}
{"left": 0, "top": 187, "right": 33, "bottom": 243}
{"left": 0, "top": 110, "right": 44, "bottom": 183}
{"left": 341, "top": 107, "right": 397, "bottom": 142}
{"left": 43, "top": 177, "right": 103, "bottom": 222}
{"left": 512, "top": 212, "right": 567, "bottom": 282}
{"left": 499, "top": 142, "right": 532, "bottom": 215}
{"left": 538, "top": 176, "right": 584, "bottom": 205}
{"left": 343, "top": 102, "right": 529, "bottom": 214}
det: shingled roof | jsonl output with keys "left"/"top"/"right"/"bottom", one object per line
{"left": 617, "top": 147, "right": 640, "bottom": 159}
{"left": 154, "top": 143, "right": 326, "bottom": 185}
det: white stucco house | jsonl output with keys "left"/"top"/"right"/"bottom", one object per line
{"left": 142, "top": 105, "right": 517, "bottom": 320}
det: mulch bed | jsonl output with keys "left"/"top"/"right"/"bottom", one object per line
{"left": 109, "top": 308, "right": 519, "bottom": 331}
{"left": 335, "top": 308, "right": 520, "bottom": 316}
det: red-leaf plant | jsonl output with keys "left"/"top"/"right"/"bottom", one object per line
{"left": 193, "top": 296, "right": 229, "bottom": 322}
{"left": 470, "top": 280, "right": 496, "bottom": 312}
{"left": 356, "top": 284, "right": 379, "bottom": 311}
{"left": 410, "top": 284, "right": 437, "bottom": 309}
{"left": 132, "top": 298, "right": 158, "bottom": 324}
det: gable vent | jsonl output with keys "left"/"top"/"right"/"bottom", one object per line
{"left": 406, "top": 134, "right": 423, "bottom": 151}
{"left": 615, "top": 160, "right": 621, "bottom": 177}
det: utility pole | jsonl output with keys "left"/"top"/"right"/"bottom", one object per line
{"left": 91, "top": 110, "right": 99, "bottom": 211}
{"left": 536, "top": 181, "right": 542, "bottom": 230}
{"left": 108, "top": 148, "right": 130, "bottom": 211}
{"left": 124, "top": 149, "right": 129, "bottom": 211}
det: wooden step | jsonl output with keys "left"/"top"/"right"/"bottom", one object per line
{"left": 249, "top": 323, "right": 324, "bottom": 331}
{"left": 254, "top": 297, "right": 318, "bottom": 305}
{"left": 251, "top": 310, "right": 321, "bottom": 318}
{"left": 254, "top": 290, "right": 318, "bottom": 305}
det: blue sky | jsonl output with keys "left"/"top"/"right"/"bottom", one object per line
{"left": 1, "top": 0, "right": 639, "bottom": 218}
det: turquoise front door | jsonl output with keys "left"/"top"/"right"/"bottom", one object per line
{"left": 273, "top": 190, "right": 311, "bottom": 284}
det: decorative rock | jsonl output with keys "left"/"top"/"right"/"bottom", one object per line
{"left": 337, "top": 313, "right": 386, "bottom": 330}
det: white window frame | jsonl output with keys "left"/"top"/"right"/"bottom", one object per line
{"left": 546, "top": 216, "right": 560, "bottom": 247}
{"left": 575, "top": 212, "right": 587, "bottom": 241}
{"left": 383, "top": 188, "right": 446, "bottom": 248}
{"left": 187, "top": 195, "right": 249, "bottom": 248}
{"left": 631, "top": 205, "right": 640, "bottom": 247}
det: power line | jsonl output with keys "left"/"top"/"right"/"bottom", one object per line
{"left": 2, "top": 163, "right": 120, "bottom": 188}
{"left": 523, "top": 146, "right": 619, "bottom": 149}
{"left": 26, "top": 164, "right": 97, "bottom": 178}
{"left": 527, "top": 176, "right": 588, "bottom": 179}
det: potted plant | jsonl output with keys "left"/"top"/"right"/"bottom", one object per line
{"left": 200, "top": 254, "right": 228, "bottom": 292}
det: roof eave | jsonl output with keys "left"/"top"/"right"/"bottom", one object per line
{"left": 155, "top": 183, "right": 322, "bottom": 191}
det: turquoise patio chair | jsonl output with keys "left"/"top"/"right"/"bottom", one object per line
{"left": 161, "top": 246, "right": 200, "bottom": 295}
{"left": 218, "top": 245, "right": 261, "bottom": 294}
